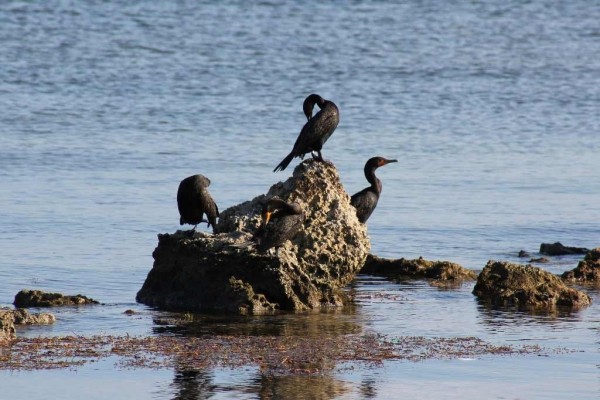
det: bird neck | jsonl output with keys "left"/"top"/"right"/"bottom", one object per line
{"left": 304, "top": 94, "right": 326, "bottom": 119}
{"left": 365, "top": 167, "right": 382, "bottom": 194}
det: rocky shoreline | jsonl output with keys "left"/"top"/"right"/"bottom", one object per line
{"left": 3, "top": 247, "right": 597, "bottom": 343}
{"left": 1, "top": 247, "right": 597, "bottom": 370}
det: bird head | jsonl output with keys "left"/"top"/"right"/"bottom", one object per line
{"left": 367, "top": 157, "right": 398, "bottom": 169}
{"left": 260, "top": 197, "right": 282, "bottom": 226}
{"left": 303, "top": 93, "right": 323, "bottom": 120}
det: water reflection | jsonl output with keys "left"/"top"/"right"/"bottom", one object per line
{"left": 255, "top": 374, "right": 350, "bottom": 400}
{"left": 474, "top": 277, "right": 600, "bottom": 328}
{"left": 152, "top": 306, "right": 364, "bottom": 338}
{"left": 475, "top": 300, "right": 583, "bottom": 323}
{"left": 358, "top": 377, "right": 378, "bottom": 399}
{"left": 474, "top": 299, "right": 593, "bottom": 346}
{"left": 168, "top": 366, "right": 352, "bottom": 400}
{"left": 155, "top": 307, "right": 369, "bottom": 399}
{"left": 170, "top": 369, "right": 216, "bottom": 400}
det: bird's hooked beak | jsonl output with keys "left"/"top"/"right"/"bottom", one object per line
{"left": 262, "top": 210, "right": 272, "bottom": 226}
{"left": 380, "top": 158, "right": 398, "bottom": 166}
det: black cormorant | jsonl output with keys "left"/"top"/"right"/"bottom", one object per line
{"left": 350, "top": 157, "right": 397, "bottom": 223}
{"left": 177, "top": 174, "right": 219, "bottom": 232}
{"left": 253, "top": 198, "right": 304, "bottom": 252}
{"left": 273, "top": 94, "right": 339, "bottom": 172}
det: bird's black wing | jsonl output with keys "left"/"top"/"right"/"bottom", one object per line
{"left": 350, "top": 188, "right": 378, "bottom": 223}
{"left": 255, "top": 213, "right": 304, "bottom": 252}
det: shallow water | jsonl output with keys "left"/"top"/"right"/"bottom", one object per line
{"left": 1, "top": 0, "right": 599, "bottom": 399}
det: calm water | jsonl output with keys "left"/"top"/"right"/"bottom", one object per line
{"left": 1, "top": 1, "right": 599, "bottom": 399}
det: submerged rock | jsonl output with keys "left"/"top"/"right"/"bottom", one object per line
{"left": 539, "top": 242, "right": 589, "bottom": 256}
{"left": 529, "top": 257, "right": 550, "bottom": 264}
{"left": 137, "top": 160, "right": 370, "bottom": 314}
{"left": 14, "top": 289, "right": 99, "bottom": 308}
{"left": 473, "top": 261, "right": 591, "bottom": 309}
{"left": 0, "top": 308, "right": 55, "bottom": 341}
{"left": 361, "top": 254, "right": 477, "bottom": 282}
{"left": 562, "top": 247, "right": 600, "bottom": 283}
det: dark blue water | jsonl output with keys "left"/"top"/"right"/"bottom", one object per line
{"left": 1, "top": 1, "right": 599, "bottom": 399}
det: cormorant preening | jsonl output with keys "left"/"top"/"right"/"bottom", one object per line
{"left": 350, "top": 157, "right": 397, "bottom": 223}
{"left": 273, "top": 94, "right": 339, "bottom": 172}
{"left": 177, "top": 174, "right": 219, "bottom": 232}
{"left": 253, "top": 198, "right": 304, "bottom": 252}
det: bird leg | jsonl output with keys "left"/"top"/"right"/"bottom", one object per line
{"left": 309, "top": 150, "right": 326, "bottom": 162}
{"left": 185, "top": 226, "right": 198, "bottom": 238}
{"left": 191, "top": 219, "right": 208, "bottom": 232}
{"left": 315, "top": 150, "right": 332, "bottom": 165}
{"left": 311, "top": 151, "right": 324, "bottom": 161}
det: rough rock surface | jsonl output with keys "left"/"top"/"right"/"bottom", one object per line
{"left": 14, "top": 289, "right": 99, "bottom": 308}
{"left": 0, "top": 308, "right": 55, "bottom": 342}
{"left": 562, "top": 247, "right": 600, "bottom": 283}
{"left": 539, "top": 242, "right": 589, "bottom": 256}
{"left": 137, "top": 160, "right": 370, "bottom": 314}
{"left": 361, "top": 254, "right": 477, "bottom": 282}
{"left": 0, "top": 310, "right": 15, "bottom": 342}
{"left": 473, "top": 260, "right": 591, "bottom": 309}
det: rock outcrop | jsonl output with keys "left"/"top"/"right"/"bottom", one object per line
{"left": 517, "top": 250, "right": 530, "bottom": 258}
{"left": 14, "top": 289, "right": 99, "bottom": 308}
{"left": 539, "top": 242, "right": 589, "bottom": 256}
{"left": 137, "top": 160, "right": 370, "bottom": 314}
{"left": 0, "top": 308, "right": 55, "bottom": 342}
{"left": 473, "top": 261, "right": 591, "bottom": 309}
{"left": 562, "top": 247, "right": 600, "bottom": 283}
{"left": 361, "top": 255, "right": 477, "bottom": 282}
{"left": 0, "top": 310, "right": 15, "bottom": 342}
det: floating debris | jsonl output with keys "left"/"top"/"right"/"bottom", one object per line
{"left": 0, "top": 333, "right": 549, "bottom": 374}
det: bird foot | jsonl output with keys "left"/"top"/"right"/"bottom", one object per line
{"left": 311, "top": 150, "right": 332, "bottom": 166}
{"left": 186, "top": 229, "right": 197, "bottom": 238}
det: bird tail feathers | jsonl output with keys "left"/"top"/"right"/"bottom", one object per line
{"left": 273, "top": 151, "right": 295, "bottom": 172}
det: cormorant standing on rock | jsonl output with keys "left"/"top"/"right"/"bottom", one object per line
{"left": 350, "top": 157, "right": 397, "bottom": 223}
{"left": 273, "top": 94, "right": 339, "bottom": 172}
{"left": 177, "top": 174, "right": 219, "bottom": 233}
{"left": 253, "top": 198, "right": 304, "bottom": 252}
